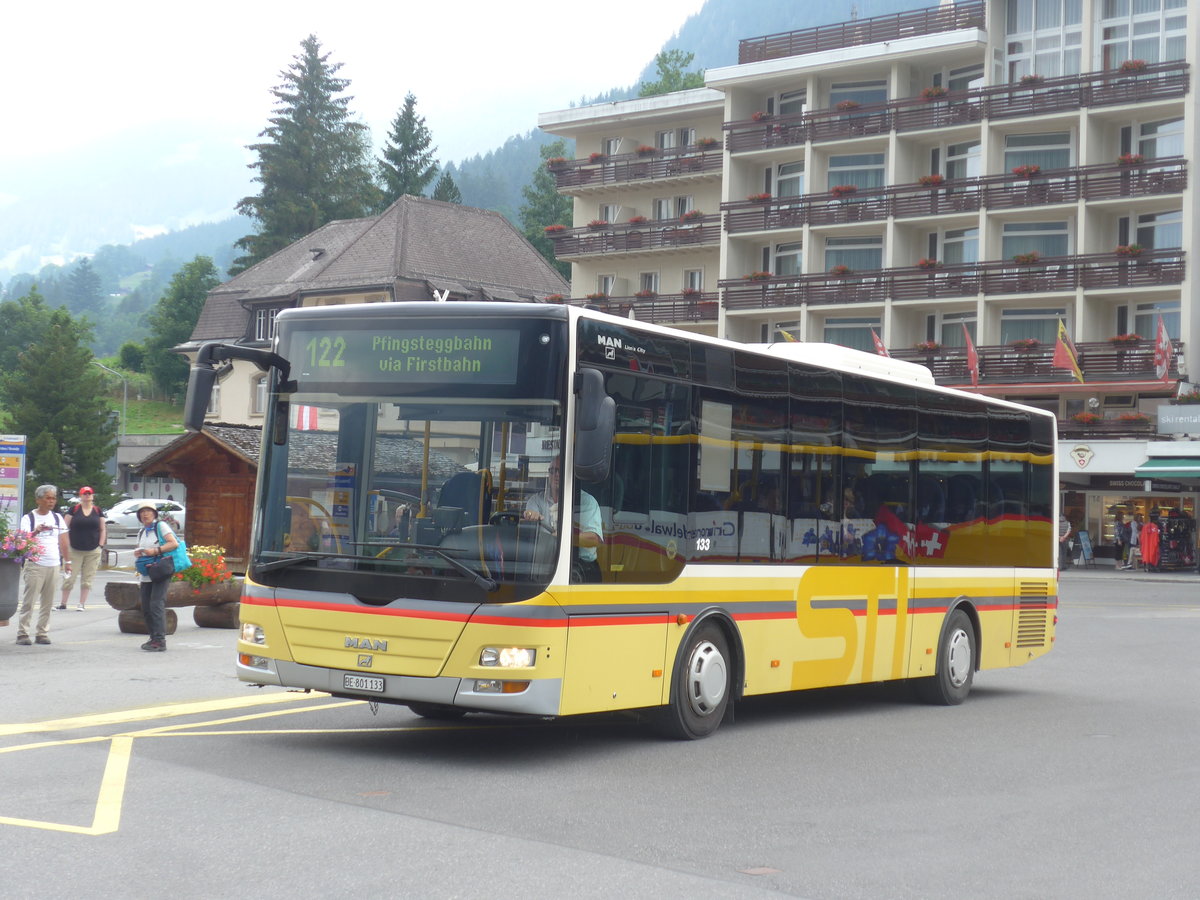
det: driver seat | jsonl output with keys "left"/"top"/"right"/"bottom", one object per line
{"left": 437, "top": 470, "right": 493, "bottom": 530}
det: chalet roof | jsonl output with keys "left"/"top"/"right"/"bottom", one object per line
{"left": 190, "top": 196, "right": 569, "bottom": 343}
{"left": 136, "top": 423, "right": 466, "bottom": 480}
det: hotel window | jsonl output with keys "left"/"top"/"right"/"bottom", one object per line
{"left": 251, "top": 376, "right": 268, "bottom": 416}
{"left": 947, "top": 64, "right": 984, "bottom": 92}
{"left": 602, "top": 137, "right": 622, "bottom": 156}
{"left": 823, "top": 316, "right": 882, "bottom": 353}
{"left": 777, "top": 161, "right": 805, "bottom": 198}
{"left": 941, "top": 228, "right": 979, "bottom": 265}
{"left": 683, "top": 269, "right": 704, "bottom": 292}
{"left": 778, "top": 90, "right": 806, "bottom": 116}
{"left": 1002, "top": 221, "right": 1070, "bottom": 259}
{"left": 677, "top": 127, "right": 696, "bottom": 148}
{"left": 674, "top": 195, "right": 695, "bottom": 218}
{"left": 945, "top": 141, "right": 981, "bottom": 181}
{"left": 1134, "top": 300, "right": 1180, "bottom": 338}
{"left": 598, "top": 203, "right": 620, "bottom": 223}
{"left": 1138, "top": 118, "right": 1184, "bottom": 158}
{"left": 824, "top": 235, "right": 883, "bottom": 271}
{"left": 1004, "top": 132, "right": 1072, "bottom": 172}
{"left": 205, "top": 384, "right": 220, "bottom": 417}
{"left": 655, "top": 130, "right": 677, "bottom": 151}
{"left": 1136, "top": 210, "right": 1182, "bottom": 248}
{"left": 938, "top": 311, "right": 977, "bottom": 348}
{"left": 639, "top": 272, "right": 660, "bottom": 294}
{"left": 652, "top": 198, "right": 673, "bottom": 221}
{"left": 829, "top": 80, "right": 887, "bottom": 109}
{"left": 254, "top": 308, "right": 278, "bottom": 342}
{"left": 827, "top": 153, "right": 885, "bottom": 192}
{"left": 597, "top": 274, "right": 615, "bottom": 296}
{"left": 1001, "top": 307, "right": 1066, "bottom": 344}
{"left": 773, "top": 242, "right": 803, "bottom": 277}
{"left": 1005, "top": 0, "right": 1083, "bottom": 79}
{"left": 1101, "top": 1, "right": 1187, "bottom": 68}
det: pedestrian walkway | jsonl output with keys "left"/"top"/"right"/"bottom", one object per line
{"left": 1060, "top": 563, "right": 1199, "bottom": 583}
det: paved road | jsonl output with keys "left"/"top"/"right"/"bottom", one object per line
{"left": 2, "top": 569, "right": 1198, "bottom": 898}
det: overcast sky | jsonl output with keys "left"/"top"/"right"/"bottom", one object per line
{"left": 4, "top": 0, "right": 707, "bottom": 169}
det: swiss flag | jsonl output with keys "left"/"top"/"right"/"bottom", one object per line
{"left": 1154, "top": 314, "right": 1173, "bottom": 382}
{"left": 293, "top": 405, "right": 319, "bottom": 430}
{"left": 871, "top": 328, "right": 889, "bottom": 357}
{"left": 963, "top": 323, "right": 979, "bottom": 388}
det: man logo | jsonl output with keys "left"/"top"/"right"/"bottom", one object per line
{"left": 345, "top": 637, "right": 388, "bottom": 651}
{"left": 358, "top": 655, "right": 373, "bottom": 668}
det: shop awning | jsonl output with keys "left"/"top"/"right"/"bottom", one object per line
{"left": 1133, "top": 458, "right": 1200, "bottom": 478}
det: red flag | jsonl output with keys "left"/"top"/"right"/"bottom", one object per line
{"left": 293, "top": 405, "right": 319, "bottom": 430}
{"left": 1154, "top": 314, "right": 1172, "bottom": 382}
{"left": 871, "top": 328, "right": 889, "bottom": 357}
{"left": 962, "top": 323, "right": 979, "bottom": 388}
{"left": 1052, "top": 319, "right": 1084, "bottom": 383}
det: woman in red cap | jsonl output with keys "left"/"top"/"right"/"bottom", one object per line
{"left": 59, "top": 487, "right": 107, "bottom": 610}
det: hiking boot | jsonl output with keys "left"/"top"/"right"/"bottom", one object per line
{"left": 140, "top": 640, "right": 166, "bottom": 652}
{"left": 34, "top": 635, "right": 51, "bottom": 645}
{"left": 16, "top": 635, "right": 32, "bottom": 646}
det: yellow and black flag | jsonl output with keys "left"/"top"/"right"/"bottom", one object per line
{"left": 1052, "top": 319, "right": 1084, "bottom": 383}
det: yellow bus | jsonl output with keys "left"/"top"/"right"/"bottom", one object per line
{"left": 184, "top": 302, "right": 1058, "bottom": 738}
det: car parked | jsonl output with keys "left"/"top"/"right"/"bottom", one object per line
{"left": 105, "top": 499, "right": 186, "bottom": 536}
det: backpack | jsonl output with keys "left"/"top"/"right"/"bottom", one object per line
{"left": 25, "top": 511, "right": 64, "bottom": 532}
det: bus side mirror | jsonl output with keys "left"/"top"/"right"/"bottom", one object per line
{"left": 183, "top": 363, "right": 218, "bottom": 433}
{"left": 574, "top": 368, "right": 615, "bottom": 483}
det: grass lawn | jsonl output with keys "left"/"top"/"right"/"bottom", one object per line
{"left": 118, "top": 399, "right": 186, "bottom": 434}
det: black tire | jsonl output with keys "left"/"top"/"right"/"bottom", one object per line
{"left": 658, "top": 621, "right": 732, "bottom": 740}
{"left": 407, "top": 702, "right": 467, "bottom": 720}
{"left": 915, "top": 609, "right": 975, "bottom": 705}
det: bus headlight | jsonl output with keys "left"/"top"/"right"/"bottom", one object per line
{"left": 480, "top": 646, "right": 536, "bottom": 668}
{"left": 241, "top": 623, "right": 265, "bottom": 645}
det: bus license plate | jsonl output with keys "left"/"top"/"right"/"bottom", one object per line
{"left": 344, "top": 673, "right": 385, "bottom": 693}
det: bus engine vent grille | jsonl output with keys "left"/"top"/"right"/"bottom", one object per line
{"left": 1015, "top": 582, "right": 1049, "bottom": 648}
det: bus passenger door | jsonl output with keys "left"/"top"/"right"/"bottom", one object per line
{"left": 560, "top": 611, "right": 670, "bottom": 715}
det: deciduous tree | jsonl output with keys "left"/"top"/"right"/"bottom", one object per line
{"left": 519, "top": 141, "right": 573, "bottom": 280}
{"left": 638, "top": 49, "right": 705, "bottom": 97}
{"left": 143, "top": 256, "right": 222, "bottom": 398}
{"left": 233, "top": 34, "right": 380, "bottom": 273}
{"left": 378, "top": 92, "right": 439, "bottom": 204}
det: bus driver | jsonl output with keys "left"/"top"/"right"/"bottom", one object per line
{"left": 523, "top": 458, "right": 603, "bottom": 582}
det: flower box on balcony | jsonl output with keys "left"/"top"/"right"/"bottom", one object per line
{"left": 1071, "top": 412, "right": 1103, "bottom": 424}
{"left": 918, "top": 174, "right": 945, "bottom": 187}
{"left": 1119, "top": 59, "right": 1147, "bottom": 74}
{"left": 1109, "top": 333, "right": 1144, "bottom": 344}
{"left": 679, "top": 209, "right": 705, "bottom": 221}
{"left": 914, "top": 340, "right": 942, "bottom": 352}
{"left": 681, "top": 287, "right": 702, "bottom": 297}
{"left": 697, "top": 137, "right": 719, "bottom": 149}
{"left": 586, "top": 292, "right": 608, "bottom": 301}
{"left": 1117, "top": 153, "right": 1144, "bottom": 166}
{"left": 587, "top": 219, "right": 609, "bottom": 229}
{"left": 747, "top": 192, "right": 772, "bottom": 202}
{"left": 1115, "top": 244, "right": 1142, "bottom": 258}
{"left": 588, "top": 152, "right": 606, "bottom": 163}
{"left": 1012, "top": 251, "right": 1043, "bottom": 266}
{"left": 828, "top": 264, "right": 853, "bottom": 277}
{"left": 920, "top": 86, "right": 947, "bottom": 100}
{"left": 627, "top": 215, "right": 648, "bottom": 224}
{"left": 1116, "top": 412, "right": 1151, "bottom": 423}
{"left": 634, "top": 289, "right": 657, "bottom": 299}
{"left": 915, "top": 258, "right": 942, "bottom": 270}
{"left": 1019, "top": 74, "right": 1045, "bottom": 86}
{"left": 636, "top": 145, "right": 657, "bottom": 156}
{"left": 1012, "top": 164, "right": 1042, "bottom": 178}
{"left": 1010, "top": 338, "right": 1041, "bottom": 350}
{"left": 1173, "top": 389, "right": 1200, "bottom": 405}
{"left": 830, "top": 184, "right": 858, "bottom": 198}
{"left": 745, "top": 271, "right": 772, "bottom": 281}
{"left": 835, "top": 100, "right": 861, "bottom": 111}
{"left": 751, "top": 111, "right": 772, "bottom": 122}
{"left": 543, "top": 294, "right": 565, "bottom": 303}
{"left": 543, "top": 223, "right": 567, "bottom": 234}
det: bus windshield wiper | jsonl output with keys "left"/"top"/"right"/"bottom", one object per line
{"left": 257, "top": 544, "right": 498, "bottom": 591}
{"left": 255, "top": 552, "right": 329, "bottom": 572}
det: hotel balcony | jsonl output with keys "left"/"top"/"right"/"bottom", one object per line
{"left": 724, "top": 61, "right": 1189, "bottom": 153}
{"left": 548, "top": 216, "right": 720, "bottom": 259}
{"left": 888, "top": 340, "right": 1183, "bottom": 390}
{"left": 549, "top": 147, "right": 723, "bottom": 192}
{"left": 557, "top": 292, "right": 719, "bottom": 325}
{"left": 719, "top": 249, "right": 1185, "bottom": 311}
{"left": 722, "top": 159, "right": 1187, "bottom": 234}
{"left": 737, "top": 0, "right": 985, "bottom": 64}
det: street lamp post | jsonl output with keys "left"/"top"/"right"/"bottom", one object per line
{"left": 92, "top": 360, "right": 128, "bottom": 437}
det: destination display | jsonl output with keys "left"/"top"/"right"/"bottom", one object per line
{"left": 288, "top": 327, "right": 522, "bottom": 385}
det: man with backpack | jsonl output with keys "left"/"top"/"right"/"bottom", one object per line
{"left": 15, "top": 484, "right": 71, "bottom": 646}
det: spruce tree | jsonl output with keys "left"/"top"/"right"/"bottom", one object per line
{"left": 144, "top": 256, "right": 222, "bottom": 398}
{"left": 432, "top": 171, "right": 463, "bottom": 204}
{"left": 233, "top": 34, "right": 380, "bottom": 273}
{"left": 1, "top": 309, "right": 118, "bottom": 501}
{"left": 519, "top": 141, "right": 573, "bottom": 280}
{"left": 378, "top": 92, "right": 439, "bottom": 204}
{"left": 64, "top": 257, "right": 103, "bottom": 317}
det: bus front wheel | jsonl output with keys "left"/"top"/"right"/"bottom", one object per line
{"left": 915, "top": 609, "right": 975, "bottom": 705}
{"left": 659, "top": 622, "right": 732, "bottom": 740}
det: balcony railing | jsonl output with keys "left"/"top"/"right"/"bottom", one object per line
{"left": 737, "top": 0, "right": 985, "bottom": 64}
{"left": 549, "top": 148, "right": 723, "bottom": 190}
{"left": 723, "top": 159, "right": 1187, "bottom": 234}
{"left": 888, "top": 340, "right": 1182, "bottom": 388}
{"left": 725, "top": 61, "right": 1189, "bottom": 153}
{"left": 548, "top": 218, "right": 720, "bottom": 258}
{"left": 719, "top": 249, "right": 1185, "bottom": 310}
{"left": 557, "top": 292, "right": 719, "bottom": 324}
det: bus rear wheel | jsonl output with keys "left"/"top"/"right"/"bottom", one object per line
{"left": 915, "top": 609, "right": 975, "bottom": 705}
{"left": 658, "top": 622, "right": 731, "bottom": 740}
{"left": 407, "top": 703, "right": 467, "bottom": 720}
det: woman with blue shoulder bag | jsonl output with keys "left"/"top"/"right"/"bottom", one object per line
{"left": 132, "top": 501, "right": 179, "bottom": 652}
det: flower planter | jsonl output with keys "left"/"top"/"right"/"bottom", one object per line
{"left": 0, "top": 559, "right": 18, "bottom": 622}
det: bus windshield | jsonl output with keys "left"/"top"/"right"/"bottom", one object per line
{"left": 251, "top": 309, "right": 569, "bottom": 602}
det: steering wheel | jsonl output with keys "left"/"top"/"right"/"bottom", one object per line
{"left": 489, "top": 512, "right": 522, "bottom": 526}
